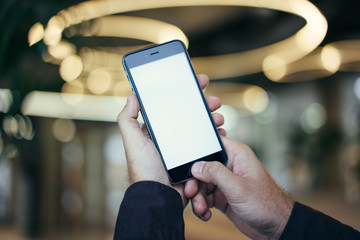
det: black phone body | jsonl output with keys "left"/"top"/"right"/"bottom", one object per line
{"left": 122, "top": 40, "right": 227, "bottom": 184}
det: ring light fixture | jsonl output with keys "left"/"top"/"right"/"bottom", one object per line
{"left": 29, "top": 0, "right": 328, "bottom": 83}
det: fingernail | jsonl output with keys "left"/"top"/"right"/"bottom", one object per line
{"left": 193, "top": 201, "right": 203, "bottom": 220}
{"left": 192, "top": 161, "right": 205, "bottom": 176}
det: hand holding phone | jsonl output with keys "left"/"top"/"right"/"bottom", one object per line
{"left": 117, "top": 74, "right": 225, "bottom": 207}
{"left": 121, "top": 40, "right": 227, "bottom": 184}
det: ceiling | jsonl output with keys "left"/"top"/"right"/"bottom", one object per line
{"left": 1, "top": 0, "right": 360, "bottom": 98}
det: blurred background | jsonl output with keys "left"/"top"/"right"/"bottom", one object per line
{"left": 0, "top": 0, "right": 360, "bottom": 239}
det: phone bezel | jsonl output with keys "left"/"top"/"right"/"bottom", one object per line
{"left": 122, "top": 40, "right": 227, "bottom": 184}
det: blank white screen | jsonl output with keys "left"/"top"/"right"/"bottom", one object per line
{"left": 130, "top": 53, "right": 221, "bottom": 170}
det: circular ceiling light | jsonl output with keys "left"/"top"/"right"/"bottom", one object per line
{"left": 29, "top": 0, "right": 327, "bottom": 83}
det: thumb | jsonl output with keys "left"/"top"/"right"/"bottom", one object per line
{"left": 119, "top": 94, "right": 140, "bottom": 120}
{"left": 191, "top": 161, "right": 238, "bottom": 194}
{"left": 117, "top": 94, "right": 142, "bottom": 138}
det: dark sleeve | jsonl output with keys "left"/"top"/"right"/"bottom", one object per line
{"left": 280, "top": 201, "right": 360, "bottom": 240}
{"left": 113, "top": 181, "right": 185, "bottom": 240}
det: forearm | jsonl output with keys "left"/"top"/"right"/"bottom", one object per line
{"left": 280, "top": 202, "right": 360, "bottom": 240}
{"left": 113, "top": 181, "right": 185, "bottom": 240}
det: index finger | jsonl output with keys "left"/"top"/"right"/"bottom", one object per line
{"left": 197, "top": 74, "right": 210, "bottom": 89}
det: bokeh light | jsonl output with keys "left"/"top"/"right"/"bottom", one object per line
{"left": 243, "top": 86, "right": 269, "bottom": 113}
{"left": 87, "top": 69, "right": 112, "bottom": 95}
{"left": 300, "top": 103, "right": 326, "bottom": 134}
{"left": 0, "top": 89, "right": 12, "bottom": 114}
{"left": 205, "top": 82, "right": 269, "bottom": 115}
{"left": 52, "top": 118, "right": 76, "bottom": 142}
{"left": 48, "top": 40, "right": 76, "bottom": 61}
{"left": 28, "top": 22, "right": 44, "bottom": 46}
{"left": 321, "top": 45, "right": 341, "bottom": 73}
{"left": 3, "top": 115, "right": 18, "bottom": 138}
{"left": 59, "top": 55, "right": 83, "bottom": 82}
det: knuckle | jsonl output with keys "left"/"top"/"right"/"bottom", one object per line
{"left": 204, "top": 161, "right": 223, "bottom": 176}
{"left": 117, "top": 111, "right": 125, "bottom": 123}
{"left": 237, "top": 142, "right": 252, "bottom": 156}
{"left": 117, "top": 111, "right": 127, "bottom": 130}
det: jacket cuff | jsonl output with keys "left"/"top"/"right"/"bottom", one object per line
{"left": 114, "top": 181, "right": 184, "bottom": 240}
{"left": 280, "top": 201, "right": 359, "bottom": 240}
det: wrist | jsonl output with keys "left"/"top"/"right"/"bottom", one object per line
{"left": 273, "top": 195, "right": 294, "bottom": 240}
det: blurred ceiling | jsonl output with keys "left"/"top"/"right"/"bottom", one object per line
{"left": 1, "top": 0, "right": 360, "bottom": 95}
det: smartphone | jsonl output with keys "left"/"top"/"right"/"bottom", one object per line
{"left": 122, "top": 40, "right": 227, "bottom": 184}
